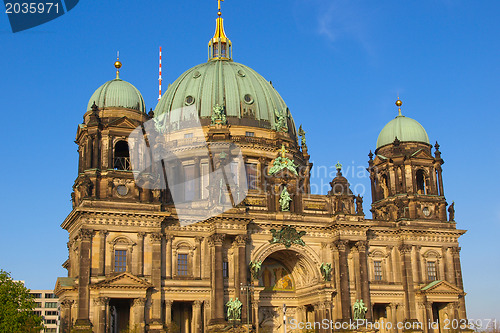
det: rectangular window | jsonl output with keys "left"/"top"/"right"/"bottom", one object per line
{"left": 427, "top": 261, "right": 437, "bottom": 281}
{"left": 245, "top": 131, "right": 255, "bottom": 137}
{"left": 178, "top": 254, "right": 188, "bottom": 276}
{"left": 34, "top": 302, "right": 42, "bottom": 308}
{"left": 45, "top": 302, "right": 58, "bottom": 308}
{"left": 222, "top": 261, "right": 229, "bottom": 278}
{"left": 184, "top": 164, "right": 196, "bottom": 202}
{"left": 44, "top": 293, "right": 55, "bottom": 299}
{"left": 45, "top": 319, "right": 57, "bottom": 324}
{"left": 30, "top": 293, "right": 42, "bottom": 299}
{"left": 114, "top": 250, "right": 127, "bottom": 272}
{"left": 184, "top": 133, "right": 194, "bottom": 139}
{"left": 374, "top": 261, "right": 383, "bottom": 281}
{"left": 46, "top": 329, "right": 57, "bottom": 333}
{"left": 45, "top": 310, "right": 58, "bottom": 316}
{"left": 34, "top": 310, "right": 42, "bottom": 316}
{"left": 245, "top": 163, "right": 258, "bottom": 190}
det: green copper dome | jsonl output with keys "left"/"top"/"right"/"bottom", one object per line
{"left": 155, "top": 60, "right": 296, "bottom": 135}
{"left": 377, "top": 114, "right": 430, "bottom": 148}
{"left": 87, "top": 78, "right": 146, "bottom": 112}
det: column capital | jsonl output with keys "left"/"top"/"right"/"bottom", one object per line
{"left": 164, "top": 300, "right": 173, "bottom": 307}
{"left": 165, "top": 234, "right": 174, "bottom": 242}
{"left": 193, "top": 300, "right": 203, "bottom": 309}
{"left": 60, "top": 299, "right": 74, "bottom": 308}
{"left": 355, "top": 240, "right": 368, "bottom": 252}
{"left": 98, "top": 230, "right": 108, "bottom": 237}
{"left": 78, "top": 228, "right": 94, "bottom": 241}
{"left": 137, "top": 232, "right": 146, "bottom": 239}
{"left": 93, "top": 297, "right": 109, "bottom": 306}
{"left": 398, "top": 244, "right": 412, "bottom": 254}
{"left": 235, "top": 235, "right": 248, "bottom": 246}
{"left": 208, "top": 233, "right": 226, "bottom": 246}
{"left": 149, "top": 233, "right": 163, "bottom": 243}
{"left": 133, "top": 298, "right": 147, "bottom": 306}
{"left": 334, "top": 240, "right": 349, "bottom": 251}
{"left": 450, "top": 246, "right": 461, "bottom": 255}
{"left": 194, "top": 236, "right": 204, "bottom": 244}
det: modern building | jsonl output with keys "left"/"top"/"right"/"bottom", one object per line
{"left": 54, "top": 5, "right": 468, "bottom": 333}
{"left": 30, "top": 290, "right": 60, "bottom": 333}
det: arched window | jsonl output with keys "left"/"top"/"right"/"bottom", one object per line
{"left": 416, "top": 169, "right": 427, "bottom": 194}
{"left": 114, "top": 141, "right": 130, "bottom": 170}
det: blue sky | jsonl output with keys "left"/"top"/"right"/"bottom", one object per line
{"left": 0, "top": 0, "right": 499, "bottom": 321}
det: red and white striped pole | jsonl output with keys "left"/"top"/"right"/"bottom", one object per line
{"left": 158, "top": 46, "right": 162, "bottom": 101}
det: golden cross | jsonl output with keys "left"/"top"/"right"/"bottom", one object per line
{"left": 279, "top": 144, "right": 288, "bottom": 159}
{"left": 218, "top": 0, "right": 224, "bottom": 15}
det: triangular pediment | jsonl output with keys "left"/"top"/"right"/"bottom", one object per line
{"left": 54, "top": 277, "right": 76, "bottom": 295}
{"left": 107, "top": 116, "right": 138, "bottom": 129}
{"left": 91, "top": 272, "right": 153, "bottom": 290}
{"left": 420, "top": 280, "right": 463, "bottom": 295}
{"left": 410, "top": 148, "right": 434, "bottom": 160}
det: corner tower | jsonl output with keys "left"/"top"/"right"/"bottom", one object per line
{"left": 368, "top": 98, "right": 448, "bottom": 221}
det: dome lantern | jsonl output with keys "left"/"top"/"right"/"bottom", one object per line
{"left": 208, "top": 0, "right": 232, "bottom": 61}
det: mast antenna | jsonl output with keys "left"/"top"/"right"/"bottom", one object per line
{"left": 158, "top": 46, "right": 162, "bottom": 101}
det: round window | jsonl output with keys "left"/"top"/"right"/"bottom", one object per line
{"left": 422, "top": 206, "right": 431, "bottom": 217}
{"left": 192, "top": 71, "right": 201, "bottom": 78}
{"left": 237, "top": 69, "right": 246, "bottom": 77}
{"left": 185, "top": 95, "right": 195, "bottom": 105}
{"left": 116, "top": 185, "right": 128, "bottom": 196}
{"left": 243, "top": 94, "right": 253, "bottom": 104}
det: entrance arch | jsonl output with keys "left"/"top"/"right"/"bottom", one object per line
{"left": 251, "top": 244, "right": 332, "bottom": 332}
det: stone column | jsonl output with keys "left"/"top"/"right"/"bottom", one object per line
{"left": 451, "top": 247, "right": 466, "bottom": 319}
{"left": 356, "top": 241, "right": 372, "bottom": 321}
{"left": 75, "top": 229, "right": 93, "bottom": 329}
{"left": 93, "top": 297, "right": 109, "bottom": 333}
{"left": 335, "top": 240, "right": 351, "bottom": 321}
{"left": 386, "top": 246, "right": 394, "bottom": 283}
{"left": 236, "top": 235, "right": 248, "bottom": 321}
{"left": 136, "top": 232, "right": 145, "bottom": 276}
{"left": 424, "top": 301, "right": 433, "bottom": 333}
{"left": 193, "top": 300, "right": 203, "bottom": 333}
{"left": 165, "top": 300, "right": 173, "bottom": 328}
{"left": 60, "top": 299, "right": 74, "bottom": 333}
{"left": 149, "top": 233, "right": 163, "bottom": 327}
{"left": 132, "top": 298, "right": 146, "bottom": 333}
{"left": 165, "top": 235, "right": 173, "bottom": 279}
{"left": 436, "top": 167, "right": 444, "bottom": 196}
{"left": 253, "top": 302, "right": 260, "bottom": 333}
{"left": 209, "top": 233, "right": 226, "bottom": 324}
{"left": 97, "top": 231, "right": 107, "bottom": 276}
{"left": 399, "top": 244, "right": 417, "bottom": 321}
{"left": 194, "top": 236, "right": 203, "bottom": 279}
{"left": 388, "top": 303, "right": 398, "bottom": 333}
{"left": 296, "top": 305, "right": 306, "bottom": 325}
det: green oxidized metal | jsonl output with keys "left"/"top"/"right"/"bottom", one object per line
{"left": 269, "top": 225, "right": 306, "bottom": 248}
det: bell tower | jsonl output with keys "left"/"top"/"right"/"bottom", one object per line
{"left": 368, "top": 98, "right": 448, "bottom": 221}
{"left": 72, "top": 59, "right": 154, "bottom": 208}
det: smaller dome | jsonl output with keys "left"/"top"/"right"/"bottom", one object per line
{"left": 87, "top": 79, "right": 145, "bottom": 112}
{"left": 376, "top": 114, "right": 429, "bottom": 148}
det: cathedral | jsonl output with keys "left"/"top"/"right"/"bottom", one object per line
{"left": 54, "top": 5, "right": 469, "bottom": 333}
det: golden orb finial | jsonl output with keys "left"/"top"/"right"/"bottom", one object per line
{"left": 115, "top": 52, "right": 121, "bottom": 79}
{"left": 396, "top": 97, "right": 402, "bottom": 116}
